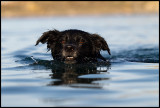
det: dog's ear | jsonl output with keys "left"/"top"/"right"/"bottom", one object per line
{"left": 92, "top": 34, "right": 111, "bottom": 55}
{"left": 35, "top": 29, "right": 60, "bottom": 46}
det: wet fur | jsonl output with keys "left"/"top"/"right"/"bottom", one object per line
{"left": 35, "top": 29, "right": 111, "bottom": 63}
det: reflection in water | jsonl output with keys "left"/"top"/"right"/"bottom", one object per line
{"left": 39, "top": 61, "right": 111, "bottom": 88}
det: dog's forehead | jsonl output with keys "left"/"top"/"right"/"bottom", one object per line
{"left": 62, "top": 32, "right": 85, "bottom": 41}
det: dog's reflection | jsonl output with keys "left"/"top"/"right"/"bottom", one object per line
{"left": 47, "top": 61, "right": 111, "bottom": 88}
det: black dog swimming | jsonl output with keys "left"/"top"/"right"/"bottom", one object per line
{"left": 35, "top": 29, "right": 111, "bottom": 64}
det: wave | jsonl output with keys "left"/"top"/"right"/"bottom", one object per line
{"left": 13, "top": 46, "right": 159, "bottom": 67}
{"left": 107, "top": 47, "right": 159, "bottom": 63}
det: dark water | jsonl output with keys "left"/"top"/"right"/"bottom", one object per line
{"left": 1, "top": 15, "right": 159, "bottom": 107}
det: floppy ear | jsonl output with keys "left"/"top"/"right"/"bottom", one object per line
{"left": 35, "top": 29, "right": 60, "bottom": 46}
{"left": 92, "top": 34, "right": 111, "bottom": 55}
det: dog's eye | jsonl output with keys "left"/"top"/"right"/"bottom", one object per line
{"left": 61, "top": 41, "right": 65, "bottom": 44}
{"left": 79, "top": 41, "right": 84, "bottom": 44}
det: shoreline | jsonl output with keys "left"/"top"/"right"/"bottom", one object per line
{"left": 2, "top": 1, "right": 159, "bottom": 18}
{"left": 1, "top": 13, "right": 159, "bottom": 19}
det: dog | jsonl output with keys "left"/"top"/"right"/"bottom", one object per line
{"left": 35, "top": 29, "right": 111, "bottom": 64}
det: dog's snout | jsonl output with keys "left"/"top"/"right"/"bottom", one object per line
{"left": 65, "top": 45, "right": 75, "bottom": 52}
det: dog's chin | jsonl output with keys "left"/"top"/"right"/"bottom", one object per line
{"left": 64, "top": 56, "right": 77, "bottom": 64}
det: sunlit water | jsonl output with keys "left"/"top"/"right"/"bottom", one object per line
{"left": 1, "top": 14, "right": 159, "bottom": 107}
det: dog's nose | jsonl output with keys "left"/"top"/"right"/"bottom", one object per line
{"left": 65, "top": 45, "right": 75, "bottom": 52}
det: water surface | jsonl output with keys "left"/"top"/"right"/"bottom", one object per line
{"left": 1, "top": 14, "right": 159, "bottom": 107}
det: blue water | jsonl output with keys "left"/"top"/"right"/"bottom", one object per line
{"left": 1, "top": 14, "right": 159, "bottom": 107}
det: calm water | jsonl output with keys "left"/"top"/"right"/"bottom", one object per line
{"left": 1, "top": 14, "right": 159, "bottom": 107}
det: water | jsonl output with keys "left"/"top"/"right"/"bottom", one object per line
{"left": 1, "top": 14, "right": 159, "bottom": 107}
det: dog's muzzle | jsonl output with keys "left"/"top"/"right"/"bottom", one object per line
{"left": 62, "top": 44, "right": 77, "bottom": 63}
{"left": 64, "top": 44, "right": 75, "bottom": 52}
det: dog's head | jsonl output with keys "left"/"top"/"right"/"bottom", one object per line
{"left": 36, "top": 29, "right": 110, "bottom": 63}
